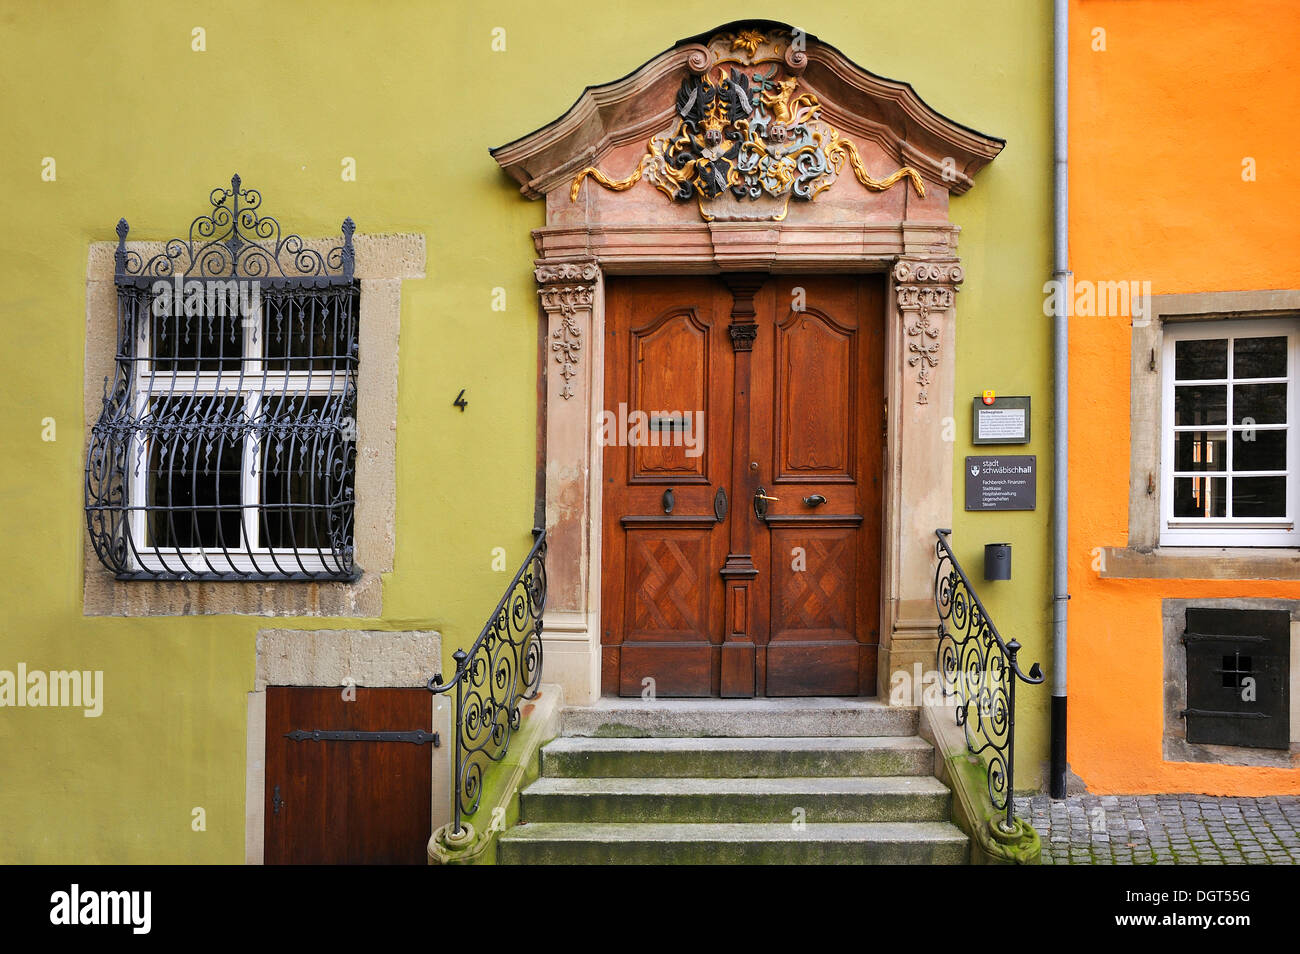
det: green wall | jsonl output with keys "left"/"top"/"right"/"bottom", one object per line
{"left": 0, "top": 0, "right": 1053, "bottom": 862}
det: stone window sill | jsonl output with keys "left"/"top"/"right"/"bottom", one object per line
{"left": 1102, "top": 547, "right": 1300, "bottom": 580}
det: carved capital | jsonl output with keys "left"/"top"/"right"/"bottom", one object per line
{"left": 894, "top": 259, "right": 962, "bottom": 406}
{"left": 538, "top": 284, "right": 594, "bottom": 317}
{"left": 535, "top": 260, "right": 599, "bottom": 286}
{"left": 729, "top": 323, "right": 759, "bottom": 352}
{"left": 893, "top": 260, "right": 964, "bottom": 287}
{"left": 536, "top": 261, "right": 598, "bottom": 402}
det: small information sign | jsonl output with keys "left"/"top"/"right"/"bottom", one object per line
{"left": 965, "top": 455, "right": 1036, "bottom": 511}
{"left": 972, "top": 396, "right": 1031, "bottom": 444}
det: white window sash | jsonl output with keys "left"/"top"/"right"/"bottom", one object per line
{"left": 126, "top": 298, "right": 353, "bottom": 572}
{"left": 1160, "top": 317, "right": 1300, "bottom": 546}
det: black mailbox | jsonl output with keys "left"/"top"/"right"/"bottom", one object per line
{"left": 984, "top": 543, "right": 1011, "bottom": 581}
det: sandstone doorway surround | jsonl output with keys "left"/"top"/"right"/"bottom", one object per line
{"left": 490, "top": 22, "right": 1003, "bottom": 704}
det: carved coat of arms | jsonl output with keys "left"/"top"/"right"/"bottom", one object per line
{"left": 572, "top": 29, "right": 925, "bottom": 221}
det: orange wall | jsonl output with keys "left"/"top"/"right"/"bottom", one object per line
{"left": 1069, "top": 0, "right": 1300, "bottom": 793}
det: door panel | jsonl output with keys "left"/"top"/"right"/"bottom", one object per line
{"left": 602, "top": 279, "right": 733, "bottom": 696}
{"left": 775, "top": 309, "right": 856, "bottom": 481}
{"left": 630, "top": 310, "right": 711, "bottom": 481}
{"left": 602, "top": 274, "right": 883, "bottom": 697}
{"left": 264, "top": 687, "right": 432, "bottom": 865}
{"left": 765, "top": 517, "right": 863, "bottom": 695}
{"left": 753, "top": 276, "right": 883, "bottom": 696}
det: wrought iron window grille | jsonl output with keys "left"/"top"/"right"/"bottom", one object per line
{"left": 85, "top": 175, "right": 361, "bottom": 582}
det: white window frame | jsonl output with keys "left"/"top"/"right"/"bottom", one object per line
{"left": 126, "top": 294, "right": 353, "bottom": 576}
{"left": 1160, "top": 317, "right": 1300, "bottom": 547}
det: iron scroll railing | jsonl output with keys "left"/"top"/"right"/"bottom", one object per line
{"left": 428, "top": 528, "right": 547, "bottom": 836}
{"left": 933, "top": 529, "right": 1044, "bottom": 831}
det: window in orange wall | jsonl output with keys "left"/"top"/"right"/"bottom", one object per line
{"left": 1162, "top": 319, "right": 1300, "bottom": 546}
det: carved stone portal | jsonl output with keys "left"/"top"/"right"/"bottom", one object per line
{"left": 492, "top": 21, "right": 1003, "bottom": 704}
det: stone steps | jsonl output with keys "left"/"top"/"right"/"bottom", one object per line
{"left": 539, "top": 735, "right": 936, "bottom": 779}
{"left": 495, "top": 700, "right": 968, "bottom": 865}
{"left": 520, "top": 774, "right": 953, "bottom": 823}
{"left": 497, "top": 821, "right": 969, "bottom": 865}
{"left": 561, "top": 698, "right": 919, "bottom": 738}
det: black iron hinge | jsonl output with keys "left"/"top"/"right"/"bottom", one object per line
{"left": 285, "top": 729, "right": 440, "bottom": 746}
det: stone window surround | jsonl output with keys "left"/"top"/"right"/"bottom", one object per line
{"left": 1105, "top": 288, "right": 1300, "bottom": 580}
{"left": 82, "top": 233, "right": 425, "bottom": 616}
{"left": 1161, "top": 598, "right": 1299, "bottom": 768}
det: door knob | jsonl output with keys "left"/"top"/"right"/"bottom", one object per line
{"left": 803, "top": 494, "right": 827, "bottom": 507}
{"left": 753, "top": 487, "right": 778, "bottom": 519}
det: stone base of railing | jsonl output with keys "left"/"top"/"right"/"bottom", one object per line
{"left": 427, "top": 684, "right": 565, "bottom": 865}
{"left": 919, "top": 705, "right": 1042, "bottom": 865}
{"left": 981, "top": 815, "right": 1041, "bottom": 864}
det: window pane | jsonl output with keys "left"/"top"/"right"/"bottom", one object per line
{"left": 1174, "top": 476, "right": 1226, "bottom": 517}
{"left": 258, "top": 396, "right": 351, "bottom": 550}
{"left": 1233, "top": 383, "right": 1287, "bottom": 425}
{"left": 1175, "top": 338, "right": 1227, "bottom": 380}
{"left": 1233, "top": 336, "right": 1287, "bottom": 379}
{"left": 146, "top": 397, "right": 244, "bottom": 549}
{"left": 1233, "top": 476, "right": 1286, "bottom": 518}
{"left": 1232, "top": 429, "right": 1286, "bottom": 472}
{"left": 263, "top": 290, "right": 356, "bottom": 374}
{"left": 148, "top": 290, "right": 244, "bottom": 374}
{"left": 1173, "top": 431, "right": 1226, "bottom": 471}
{"left": 1174, "top": 385, "right": 1226, "bottom": 426}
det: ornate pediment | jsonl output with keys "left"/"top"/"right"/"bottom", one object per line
{"left": 491, "top": 21, "right": 1004, "bottom": 217}
{"left": 569, "top": 27, "right": 928, "bottom": 222}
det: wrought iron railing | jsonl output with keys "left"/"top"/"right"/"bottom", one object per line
{"left": 428, "top": 528, "right": 547, "bottom": 835}
{"left": 933, "top": 529, "right": 1043, "bottom": 831}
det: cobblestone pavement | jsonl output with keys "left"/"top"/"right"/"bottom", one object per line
{"left": 1013, "top": 794, "right": 1300, "bottom": 864}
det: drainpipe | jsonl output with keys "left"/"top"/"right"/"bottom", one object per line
{"left": 1049, "top": 0, "right": 1070, "bottom": 800}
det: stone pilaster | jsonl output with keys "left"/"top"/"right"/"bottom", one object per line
{"left": 535, "top": 260, "right": 602, "bottom": 702}
{"left": 882, "top": 259, "right": 963, "bottom": 696}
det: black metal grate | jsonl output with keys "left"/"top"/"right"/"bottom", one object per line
{"left": 1183, "top": 607, "right": 1290, "bottom": 749}
{"left": 85, "top": 176, "right": 360, "bottom": 581}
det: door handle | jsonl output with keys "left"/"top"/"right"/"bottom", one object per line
{"left": 802, "top": 494, "right": 827, "bottom": 507}
{"left": 753, "top": 487, "right": 778, "bottom": 519}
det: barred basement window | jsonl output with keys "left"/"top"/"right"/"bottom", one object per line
{"left": 85, "top": 175, "right": 360, "bottom": 581}
{"left": 1182, "top": 607, "right": 1290, "bottom": 749}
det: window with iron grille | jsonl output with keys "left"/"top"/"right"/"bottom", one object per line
{"left": 85, "top": 176, "right": 360, "bottom": 581}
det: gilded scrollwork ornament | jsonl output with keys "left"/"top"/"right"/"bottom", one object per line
{"left": 570, "top": 28, "right": 925, "bottom": 221}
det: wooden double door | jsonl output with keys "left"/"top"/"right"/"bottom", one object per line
{"left": 601, "top": 274, "right": 884, "bottom": 697}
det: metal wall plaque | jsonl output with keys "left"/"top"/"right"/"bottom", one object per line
{"left": 965, "top": 455, "right": 1036, "bottom": 511}
{"left": 972, "top": 396, "right": 1031, "bottom": 444}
